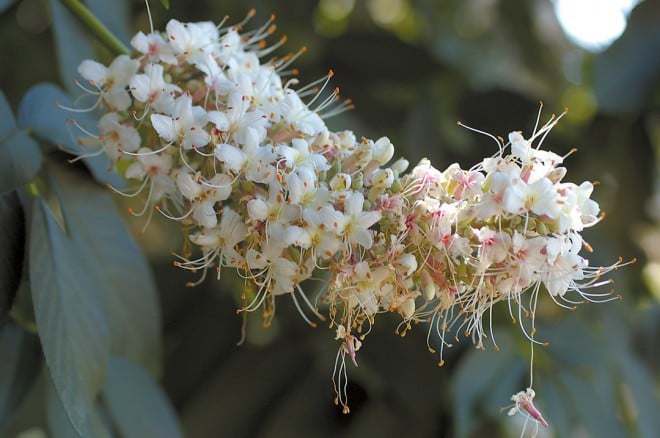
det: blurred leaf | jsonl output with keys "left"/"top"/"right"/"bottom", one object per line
{"left": 0, "top": 130, "right": 42, "bottom": 194}
{"left": 451, "top": 332, "right": 525, "bottom": 437}
{"left": 87, "top": 0, "right": 131, "bottom": 47}
{"left": 45, "top": 372, "right": 111, "bottom": 438}
{"left": 102, "top": 357, "right": 182, "bottom": 438}
{"left": 47, "top": 0, "right": 131, "bottom": 93}
{"left": 49, "top": 163, "right": 161, "bottom": 373}
{"left": 605, "top": 317, "right": 660, "bottom": 437}
{"left": 0, "top": 323, "right": 41, "bottom": 430}
{"left": 593, "top": 0, "right": 660, "bottom": 113}
{"left": 0, "top": 0, "right": 17, "bottom": 14}
{"left": 47, "top": 0, "right": 95, "bottom": 95}
{"left": 612, "top": 349, "right": 660, "bottom": 437}
{"left": 532, "top": 314, "right": 658, "bottom": 437}
{"left": 160, "top": 0, "right": 170, "bottom": 10}
{"left": 29, "top": 195, "right": 110, "bottom": 436}
{"left": 0, "top": 191, "right": 24, "bottom": 327}
{"left": 17, "top": 83, "right": 123, "bottom": 187}
{"left": 0, "top": 90, "right": 14, "bottom": 137}
{"left": 0, "top": 91, "right": 41, "bottom": 194}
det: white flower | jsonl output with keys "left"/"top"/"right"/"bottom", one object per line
{"left": 503, "top": 176, "right": 561, "bottom": 219}
{"left": 474, "top": 226, "right": 511, "bottom": 268}
{"left": 189, "top": 207, "right": 247, "bottom": 269}
{"left": 97, "top": 112, "right": 140, "bottom": 162}
{"left": 195, "top": 55, "right": 236, "bottom": 101}
{"left": 286, "top": 166, "right": 330, "bottom": 208}
{"left": 509, "top": 131, "right": 563, "bottom": 168}
{"left": 151, "top": 94, "right": 210, "bottom": 149}
{"left": 129, "top": 63, "right": 180, "bottom": 113}
{"left": 476, "top": 171, "right": 511, "bottom": 219}
{"left": 130, "top": 31, "right": 176, "bottom": 64}
{"left": 124, "top": 148, "right": 176, "bottom": 203}
{"left": 337, "top": 192, "right": 382, "bottom": 249}
{"left": 302, "top": 206, "right": 344, "bottom": 259}
{"left": 207, "top": 90, "right": 268, "bottom": 145}
{"left": 541, "top": 234, "right": 587, "bottom": 297}
{"left": 278, "top": 138, "right": 330, "bottom": 171}
{"left": 275, "top": 89, "right": 326, "bottom": 137}
{"left": 175, "top": 171, "right": 232, "bottom": 228}
{"left": 166, "top": 19, "right": 218, "bottom": 64}
{"left": 508, "top": 388, "right": 548, "bottom": 428}
{"left": 270, "top": 256, "right": 298, "bottom": 295}
{"left": 77, "top": 55, "right": 139, "bottom": 111}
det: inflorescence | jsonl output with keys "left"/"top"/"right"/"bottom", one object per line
{"left": 63, "top": 10, "right": 629, "bottom": 423}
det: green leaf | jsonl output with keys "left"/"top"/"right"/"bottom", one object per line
{"left": 87, "top": 0, "right": 131, "bottom": 46}
{"left": 49, "top": 163, "right": 161, "bottom": 373}
{"left": 451, "top": 332, "right": 525, "bottom": 437}
{"left": 47, "top": 0, "right": 95, "bottom": 96}
{"left": 47, "top": 0, "right": 131, "bottom": 93}
{"left": 29, "top": 195, "right": 111, "bottom": 436}
{"left": 102, "top": 357, "right": 181, "bottom": 438}
{"left": 530, "top": 314, "right": 656, "bottom": 437}
{"left": 45, "top": 372, "right": 111, "bottom": 438}
{"left": 17, "top": 83, "right": 123, "bottom": 187}
{"left": 0, "top": 91, "right": 41, "bottom": 194}
{"left": 0, "top": 192, "right": 24, "bottom": 327}
{"left": 0, "top": 90, "right": 15, "bottom": 138}
{"left": 160, "top": 0, "right": 170, "bottom": 10}
{"left": 0, "top": 0, "right": 17, "bottom": 14}
{"left": 0, "top": 323, "right": 41, "bottom": 430}
{"left": 604, "top": 318, "right": 660, "bottom": 437}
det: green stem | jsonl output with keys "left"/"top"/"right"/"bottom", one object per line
{"left": 58, "top": 0, "right": 130, "bottom": 56}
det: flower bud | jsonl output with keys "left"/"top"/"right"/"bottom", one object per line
{"left": 373, "top": 136, "right": 394, "bottom": 165}
{"left": 390, "top": 157, "right": 409, "bottom": 176}
{"left": 396, "top": 253, "right": 418, "bottom": 278}
{"left": 371, "top": 168, "right": 394, "bottom": 188}
{"left": 330, "top": 173, "right": 352, "bottom": 191}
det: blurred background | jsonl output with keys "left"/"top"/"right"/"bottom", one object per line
{"left": 1, "top": 0, "right": 658, "bottom": 436}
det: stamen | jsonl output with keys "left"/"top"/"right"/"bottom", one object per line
{"left": 273, "top": 46, "right": 307, "bottom": 73}
{"left": 457, "top": 121, "right": 505, "bottom": 154}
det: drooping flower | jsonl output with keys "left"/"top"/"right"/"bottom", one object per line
{"left": 65, "top": 13, "right": 629, "bottom": 425}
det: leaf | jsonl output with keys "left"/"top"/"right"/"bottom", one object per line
{"left": 49, "top": 163, "right": 161, "bottom": 373}
{"left": 0, "top": 90, "right": 14, "bottom": 138}
{"left": 29, "top": 195, "right": 111, "bottom": 436}
{"left": 604, "top": 318, "right": 660, "bottom": 437}
{"left": 593, "top": 0, "right": 660, "bottom": 113}
{"left": 47, "top": 0, "right": 95, "bottom": 96}
{"left": 102, "top": 357, "right": 181, "bottom": 438}
{"left": 0, "top": 91, "right": 41, "bottom": 194}
{"left": 17, "top": 83, "right": 123, "bottom": 187}
{"left": 160, "top": 0, "right": 170, "bottom": 10}
{"left": 47, "top": 0, "right": 131, "bottom": 95}
{"left": 0, "top": 323, "right": 41, "bottom": 430}
{"left": 531, "top": 314, "right": 657, "bottom": 437}
{"left": 451, "top": 332, "right": 525, "bottom": 437}
{"left": 45, "top": 371, "right": 111, "bottom": 438}
{"left": 86, "top": 0, "right": 131, "bottom": 48}
{"left": 0, "top": 191, "right": 25, "bottom": 327}
{"left": 0, "top": 0, "right": 17, "bottom": 14}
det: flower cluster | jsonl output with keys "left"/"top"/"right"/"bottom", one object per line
{"left": 67, "top": 12, "right": 625, "bottom": 421}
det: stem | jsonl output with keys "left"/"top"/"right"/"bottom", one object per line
{"left": 58, "top": 0, "right": 130, "bottom": 56}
